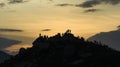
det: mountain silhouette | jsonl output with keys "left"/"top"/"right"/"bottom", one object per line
{"left": 0, "top": 51, "right": 11, "bottom": 63}
{"left": 0, "top": 37, "right": 21, "bottom": 49}
{"left": 88, "top": 30, "right": 120, "bottom": 51}
{"left": 0, "top": 30, "right": 120, "bottom": 67}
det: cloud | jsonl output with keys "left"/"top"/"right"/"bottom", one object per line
{"left": 56, "top": 3, "right": 74, "bottom": 7}
{"left": 0, "top": 0, "right": 29, "bottom": 8}
{"left": 80, "top": 0, "right": 120, "bottom": 8}
{"left": 84, "top": 9, "right": 100, "bottom": 13}
{"left": 0, "top": 28, "right": 23, "bottom": 32}
{"left": 48, "top": 0, "right": 53, "bottom": 2}
{"left": 8, "top": 0, "right": 29, "bottom": 4}
{"left": 41, "top": 29, "right": 51, "bottom": 31}
{"left": 0, "top": 3, "right": 5, "bottom": 7}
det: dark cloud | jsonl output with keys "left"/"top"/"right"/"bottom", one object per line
{"left": 80, "top": 0, "right": 120, "bottom": 8}
{"left": 48, "top": 0, "right": 53, "bottom": 2}
{"left": 8, "top": 0, "right": 29, "bottom": 4}
{"left": 76, "top": 0, "right": 100, "bottom": 8}
{"left": 8, "top": 0, "right": 23, "bottom": 3}
{"left": 0, "top": 3, "right": 5, "bottom": 7}
{"left": 0, "top": 28, "right": 23, "bottom": 32}
{"left": 84, "top": 9, "right": 100, "bottom": 13}
{"left": 56, "top": 3, "right": 74, "bottom": 7}
{"left": 41, "top": 29, "right": 51, "bottom": 31}
{"left": 0, "top": 0, "right": 29, "bottom": 8}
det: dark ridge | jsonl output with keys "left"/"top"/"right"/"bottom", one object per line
{"left": 0, "top": 51, "right": 11, "bottom": 63}
{"left": 0, "top": 37, "right": 21, "bottom": 49}
{"left": 0, "top": 30, "right": 120, "bottom": 67}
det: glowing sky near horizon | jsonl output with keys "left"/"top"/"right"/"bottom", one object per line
{"left": 0, "top": 0, "right": 120, "bottom": 38}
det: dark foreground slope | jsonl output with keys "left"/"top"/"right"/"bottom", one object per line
{"left": 1, "top": 30, "right": 120, "bottom": 67}
{"left": 0, "top": 51, "right": 11, "bottom": 63}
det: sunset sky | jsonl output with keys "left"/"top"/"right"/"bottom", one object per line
{"left": 0, "top": 0, "right": 120, "bottom": 38}
{"left": 0, "top": 0, "right": 120, "bottom": 54}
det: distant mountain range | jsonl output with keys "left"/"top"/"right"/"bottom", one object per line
{"left": 0, "top": 37, "right": 21, "bottom": 49}
{"left": 0, "top": 30, "right": 120, "bottom": 67}
{"left": 88, "top": 30, "right": 120, "bottom": 51}
{"left": 0, "top": 34, "right": 35, "bottom": 44}
{"left": 0, "top": 34, "right": 35, "bottom": 54}
{"left": 0, "top": 51, "right": 11, "bottom": 63}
